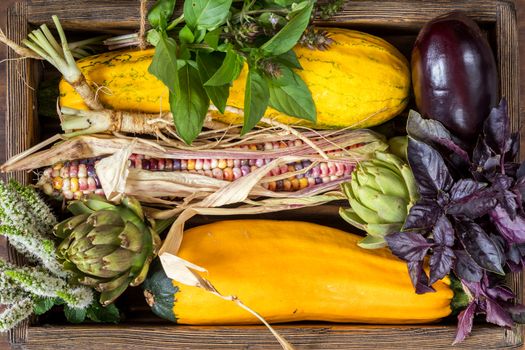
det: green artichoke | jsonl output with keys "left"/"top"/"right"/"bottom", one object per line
{"left": 54, "top": 195, "right": 161, "bottom": 305}
{"left": 339, "top": 151, "right": 418, "bottom": 249}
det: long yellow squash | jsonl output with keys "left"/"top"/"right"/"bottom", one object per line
{"left": 143, "top": 220, "right": 453, "bottom": 325}
{"left": 60, "top": 28, "right": 410, "bottom": 129}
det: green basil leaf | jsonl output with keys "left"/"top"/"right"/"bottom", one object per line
{"left": 204, "top": 47, "right": 244, "bottom": 86}
{"left": 148, "top": 31, "right": 179, "bottom": 94}
{"left": 147, "top": 29, "right": 161, "bottom": 46}
{"left": 275, "top": 50, "right": 302, "bottom": 70}
{"left": 272, "top": 0, "right": 295, "bottom": 7}
{"left": 197, "top": 52, "right": 230, "bottom": 113}
{"left": 171, "top": 63, "right": 210, "bottom": 144}
{"left": 179, "top": 25, "right": 195, "bottom": 44}
{"left": 148, "top": 0, "right": 177, "bottom": 29}
{"left": 86, "top": 301, "right": 120, "bottom": 323}
{"left": 204, "top": 27, "right": 221, "bottom": 49}
{"left": 268, "top": 65, "right": 316, "bottom": 122}
{"left": 242, "top": 69, "right": 270, "bottom": 135}
{"left": 33, "top": 297, "right": 56, "bottom": 315}
{"left": 184, "top": 0, "right": 233, "bottom": 30}
{"left": 260, "top": 0, "right": 313, "bottom": 56}
{"left": 64, "top": 305, "right": 87, "bottom": 324}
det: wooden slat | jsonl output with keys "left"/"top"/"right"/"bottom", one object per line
{"left": 26, "top": 0, "right": 498, "bottom": 31}
{"left": 23, "top": 323, "right": 515, "bottom": 350}
{"left": 5, "top": 1, "right": 38, "bottom": 345}
{"left": 496, "top": 1, "right": 524, "bottom": 346}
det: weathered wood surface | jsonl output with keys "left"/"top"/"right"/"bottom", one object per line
{"left": 0, "top": 0, "right": 525, "bottom": 349}
{"left": 19, "top": 323, "right": 523, "bottom": 350}
{"left": 26, "top": 0, "right": 500, "bottom": 31}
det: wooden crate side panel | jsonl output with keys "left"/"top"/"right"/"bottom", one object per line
{"left": 5, "top": 1, "right": 38, "bottom": 345}
{"left": 23, "top": 324, "right": 521, "bottom": 350}
{"left": 26, "top": 0, "right": 498, "bottom": 31}
{"left": 496, "top": 1, "right": 524, "bottom": 346}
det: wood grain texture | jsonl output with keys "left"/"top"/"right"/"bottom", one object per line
{"left": 26, "top": 0, "right": 500, "bottom": 31}
{"left": 21, "top": 324, "right": 524, "bottom": 350}
{"left": 0, "top": 0, "right": 524, "bottom": 349}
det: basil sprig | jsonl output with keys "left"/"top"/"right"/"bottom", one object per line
{"left": 147, "top": 0, "right": 316, "bottom": 144}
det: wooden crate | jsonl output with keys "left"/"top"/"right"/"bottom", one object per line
{"left": 3, "top": 0, "right": 522, "bottom": 348}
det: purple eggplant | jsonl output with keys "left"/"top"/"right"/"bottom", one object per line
{"left": 411, "top": 11, "right": 498, "bottom": 145}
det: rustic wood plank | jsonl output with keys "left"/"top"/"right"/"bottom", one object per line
{"left": 5, "top": 1, "right": 38, "bottom": 346}
{"left": 496, "top": 1, "right": 523, "bottom": 346}
{"left": 26, "top": 0, "right": 499, "bottom": 31}
{"left": 21, "top": 323, "right": 520, "bottom": 350}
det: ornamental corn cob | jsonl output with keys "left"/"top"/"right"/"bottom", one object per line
{"left": 38, "top": 140, "right": 354, "bottom": 200}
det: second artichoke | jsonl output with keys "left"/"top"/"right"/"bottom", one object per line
{"left": 340, "top": 152, "right": 418, "bottom": 249}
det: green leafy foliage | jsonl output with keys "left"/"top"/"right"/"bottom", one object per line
{"left": 171, "top": 63, "right": 210, "bottom": 143}
{"left": 64, "top": 305, "right": 87, "bottom": 323}
{"left": 147, "top": 0, "right": 317, "bottom": 143}
{"left": 184, "top": 0, "right": 233, "bottom": 30}
{"left": 204, "top": 47, "right": 244, "bottom": 86}
{"left": 148, "top": 31, "right": 179, "bottom": 94}
{"left": 242, "top": 69, "right": 270, "bottom": 135}
{"left": 148, "top": 0, "right": 177, "bottom": 29}
{"left": 261, "top": 1, "right": 314, "bottom": 56}
{"left": 268, "top": 65, "right": 316, "bottom": 122}
{"left": 197, "top": 52, "right": 230, "bottom": 113}
{"left": 33, "top": 297, "right": 55, "bottom": 315}
{"left": 86, "top": 302, "right": 120, "bottom": 323}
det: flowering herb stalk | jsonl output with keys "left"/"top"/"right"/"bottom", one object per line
{"left": 385, "top": 100, "right": 525, "bottom": 343}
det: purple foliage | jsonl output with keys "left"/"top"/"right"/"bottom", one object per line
{"left": 386, "top": 99, "right": 525, "bottom": 343}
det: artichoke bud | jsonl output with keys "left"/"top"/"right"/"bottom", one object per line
{"left": 340, "top": 151, "right": 419, "bottom": 249}
{"left": 54, "top": 195, "right": 159, "bottom": 305}
{"left": 87, "top": 210, "right": 124, "bottom": 228}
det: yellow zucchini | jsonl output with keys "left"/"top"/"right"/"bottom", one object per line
{"left": 143, "top": 220, "right": 453, "bottom": 324}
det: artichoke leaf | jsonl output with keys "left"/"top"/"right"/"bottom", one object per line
{"left": 347, "top": 196, "right": 382, "bottom": 224}
{"left": 358, "top": 235, "right": 388, "bottom": 249}
{"left": 100, "top": 277, "right": 131, "bottom": 306}
{"left": 88, "top": 225, "right": 125, "bottom": 246}
{"left": 102, "top": 248, "right": 135, "bottom": 273}
{"left": 97, "top": 272, "right": 131, "bottom": 292}
{"left": 87, "top": 210, "right": 125, "bottom": 228}
{"left": 118, "top": 222, "right": 144, "bottom": 253}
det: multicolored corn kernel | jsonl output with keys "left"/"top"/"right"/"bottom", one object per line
{"left": 38, "top": 139, "right": 355, "bottom": 200}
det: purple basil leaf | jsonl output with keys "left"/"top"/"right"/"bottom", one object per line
{"left": 483, "top": 99, "right": 510, "bottom": 155}
{"left": 513, "top": 177, "right": 525, "bottom": 208}
{"left": 486, "top": 285, "right": 515, "bottom": 302}
{"left": 517, "top": 162, "right": 525, "bottom": 180}
{"left": 453, "top": 250, "right": 483, "bottom": 282}
{"left": 453, "top": 302, "right": 477, "bottom": 345}
{"left": 489, "top": 206, "right": 525, "bottom": 244}
{"left": 402, "top": 199, "right": 442, "bottom": 231}
{"left": 408, "top": 260, "right": 435, "bottom": 294}
{"left": 406, "top": 110, "right": 470, "bottom": 163}
{"left": 485, "top": 297, "right": 514, "bottom": 328}
{"left": 436, "top": 137, "right": 470, "bottom": 164}
{"left": 450, "top": 179, "right": 487, "bottom": 202}
{"left": 456, "top": 220, "right": 505, "bottom": 275}
{"left": 472, "top": 139, "right": 500, "bottom": 177}
{"left": 408, "top": 138, "right": 454, "bottom": 196}
{"left": 429, "top": 246, "right": 454, "bottom": 285}
{"left": 505, "top": 132, "right": 520, "bottom": 162}
{"left": 507, "top": 304, "right": 525, "bottom": 323}
{"left": 498, "top": 190, "right": 518, "bottom": 220}
{"left": 507, "top": 243, "right": 523, "bottom": 265}
{"left": 446, "top": 190, "right": 498, "bottom": 219}
{"left": 384, "top": 232, "right": 433, "bottom": 262}
{"left": 433, "top": 215, "right": 455, "bottom": 247}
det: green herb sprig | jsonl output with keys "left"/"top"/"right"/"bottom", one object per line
{"left": 147, "top": 0, "right": 317, "bottom": 144}
{"left": 0, "top": 180, "right": 120, "bottom": 331}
